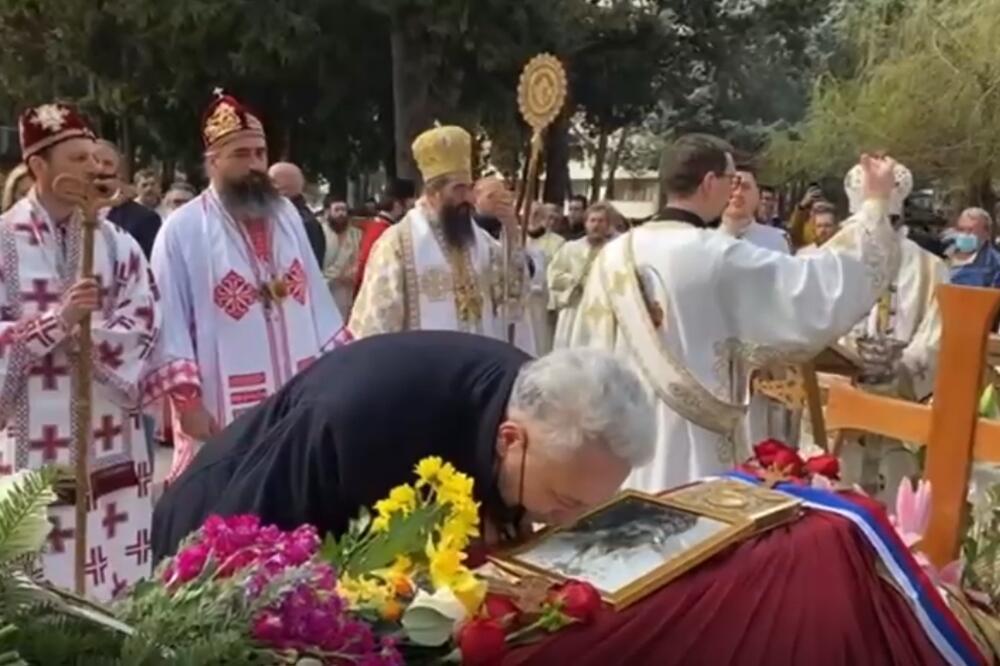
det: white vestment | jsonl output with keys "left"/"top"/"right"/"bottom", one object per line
{"left": 147, "top": 188, "right": 346, "bottom": 481}
{"left": 527, "top": 231, "right": 565, "bottom": 355}
{"left": 566, "top": 201, "right": 900, "bottom": 493}
{"left": 548, "top": 238, "right": 602, "bottom": 349}
{"left": 723, "top": 220, "right": 791, "bottom": 254}
{"left": 322, "top": 224, "right": 362, "bottom": 320}
{"left": 835, "top": 232, "right": 947, "bottom": 502}
{"left": 719, "top": 223, "right": 797, "bottom": 447}
{"left": 349, "top": 203, "right": 533, "bottom": 353}
{"left": 0, "top": 191, "right": 162, "bottom": 601}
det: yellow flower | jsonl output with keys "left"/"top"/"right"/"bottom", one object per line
{"left": 388, "top": 484, "right": 418, "bottom": 513}
{"left": 449, "top": 568, "right": 487, "bottom": 615}
{"left": 372, "top": 514, "right": 390, "bottom": 533}
{"left": 425, "top": 537, "right": 486, "bottom": 615}
{"left": 338, "top": 574, "right": 393, "bottom": 609}
{"left": 427, "top": 538, "right": 466, "bottom": 589}
{"left": 415, "top": 456, "right": 444, "bottom": 487}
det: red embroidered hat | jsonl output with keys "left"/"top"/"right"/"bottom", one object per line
{"left": 201, "top": 88, "right": 265, "bottom": 151}
{"left": 18, "top": 102, "right": 95, "bottom": 159}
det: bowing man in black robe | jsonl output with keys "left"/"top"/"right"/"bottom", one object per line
{"left": 152, "top": 331, "right": 655, "bottom": 562}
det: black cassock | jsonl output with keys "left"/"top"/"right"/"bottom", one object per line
{"left": 152, "top": 331, "right": 530, "bottom": 562}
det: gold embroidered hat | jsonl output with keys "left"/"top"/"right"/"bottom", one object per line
{"left": 19, "top": 102, "right": 95, "bottom": 159}
{"left": 201, "top": 88, "right": 265, "bottom": 151}
{"left": 411, "top": 125, "right": 472, "bottom": 183}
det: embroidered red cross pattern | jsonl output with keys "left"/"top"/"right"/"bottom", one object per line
{"left": 21, "top": 279, "right": 61, "bottom": 312}
{"left": 21, "top": 316, "right": 60, "bottom": 349}
{"left": 133, "top": 304, "right": 155, "bottom": 331}
{"left": 109, "top": 314, "right": 135, "bottom": 331}
{"left": 146, "top": 268, "right": 160, "bottom": 300}
{"left": 136, "top": 461, "right": 152, "bottom": 498}
{"left": 93, "top": 415, "right": 122, "bottom": 452}
{"left": 285, "top": 259, "right": 307, "bottom": 305}
{"left": 14, "top": 216, "right": 50, "bottom": 246}
{"left": 97, "top": 340, "right": 125, "bottom": 369}
{"left": 29, "top": 354, "right": 68, "bottom": 391}
{"left": 111, "top": 573, "right": 129, "bottom": 599}
{"left": 47, "top": 516, "right": 75, "bottom": 554}
{"left": 85, "top": 546, "right": 108, "bottom": 587}
{"left": 101, "top": 501, "right": 128, "bottom": 539}
{"left": 30, "top": 425, "right": 70, "bottom": 463}
{"left": 137, "top": 332, "right": 155, "bottom": 360}
{"left": 213, "top": 270, "right": 258, "bottom": 321}
{"left": 126, "top": 528, "right": 151, "bottom": 566}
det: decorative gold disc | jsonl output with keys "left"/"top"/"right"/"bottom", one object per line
{"left": 517, "top": 54, "right": 568, "bottom": 133}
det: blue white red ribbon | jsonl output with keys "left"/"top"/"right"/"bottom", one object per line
{"left": 723, "top": 470, "right": 986, "bottom": 666}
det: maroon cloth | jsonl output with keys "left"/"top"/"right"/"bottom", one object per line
{"left": 503, "top": 509, "right": 947, "bottom": 666}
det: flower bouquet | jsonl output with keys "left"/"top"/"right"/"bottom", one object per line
{"left": 0, "top": 458, "right": 602, "bottom": 665}
{"left": 321, "top": 456, "right": 606, "bottom": 664}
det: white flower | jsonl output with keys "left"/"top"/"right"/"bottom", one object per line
{"left": 30, "top": 104, "right": 69, "bottom": 132}
{"left": 400, "top": 586, "right": 469, "bottom": 647}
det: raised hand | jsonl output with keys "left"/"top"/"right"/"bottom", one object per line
{"left": 860, "top": 153, "right": 899, "bottom": 202}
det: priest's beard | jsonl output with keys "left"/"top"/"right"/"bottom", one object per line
{"left": 439, "top": 201, "right": 475, "bottom": 250}
{"left": 219, "top": 170, "right": 280, "bottom": 219}
{"left": 527, "top": 226, "right": 547, "bottom": 239}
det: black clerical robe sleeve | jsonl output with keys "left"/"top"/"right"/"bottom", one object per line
{"left": 152, "top": 400, "right": 342, "bottom": 560}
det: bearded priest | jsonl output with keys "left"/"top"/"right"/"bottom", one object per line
{"left": 146, "top": 90, "right": 347, "bottom": 485}
{"left": 565, "top": 134, "right": 903, "bottom": 492}
{"left": 349, "top": 126, "right": 532, "bottom": 352}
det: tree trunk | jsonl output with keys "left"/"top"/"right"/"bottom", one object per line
{"left": 589, "top": 126, "right": 609, "bottom": 203}
{"left": 160, "top": 159, "right": 175, "bottom": 190}
{"left": 390, "top": 9, "right": 434, "bottom": 185}
{"left": 604, "top": 127, "right": 630, "bottom": 201}
{"left": 543, "top": 110, "right": 571, "bottom": 204}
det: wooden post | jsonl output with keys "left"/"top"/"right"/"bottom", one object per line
{"left": 923, "top": 286, "right": 1000, "bottom": 565}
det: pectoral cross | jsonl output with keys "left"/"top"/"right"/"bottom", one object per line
{"left": 825, "top": 285, "right": 1000, "bottom": 567}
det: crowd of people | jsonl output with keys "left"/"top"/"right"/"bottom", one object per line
{"left": 0, "top": 89, "right": 988, "bottom": 613}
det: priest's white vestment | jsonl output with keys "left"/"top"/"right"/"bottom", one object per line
{"left": 548, "top": 238, "right": 602, "bottom": 349}
{"left": 349, "top": 202, "right": 533, "bottom": 353}
{"left": 566, "top": 201, "right": 900, "bottom": 493}
{"left": 0, "top": 191, "right": 162, "bottom": 601}
{"left": 147, "top": 188, "right": 346, "bottom": 482}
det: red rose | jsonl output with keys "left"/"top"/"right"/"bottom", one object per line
{"left": 549, "top": 580, "right": 603, "bottom": 623}
{"left": 482, "top": 593, "right": 521, "bottom": 628}
{"left": 458, "top": 618, "right": 507, "bottom": 666}
{"left": 804, "top": 454, "right": 840, "bottom": 480}
{"left": 772, "top": 448, "right": 804, "bottom": 477}
{"left": 753, "top": 439, "right": 794, "bottom": 467}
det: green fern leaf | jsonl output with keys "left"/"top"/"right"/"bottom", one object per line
{"left": 0, "top": 469, "right": 58, "bottom": 564}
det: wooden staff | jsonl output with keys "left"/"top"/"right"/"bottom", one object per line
{"left": 52, "top": 174, "right": 122, "bottom": 595}
{"left": 507, "top": 54, "right": 567, "bottom": 343}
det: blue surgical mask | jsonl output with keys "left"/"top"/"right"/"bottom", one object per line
{"left": 954, "top": 233, "right": 982, "bottom": 254}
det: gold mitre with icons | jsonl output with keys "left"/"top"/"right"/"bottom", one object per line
{"left": 412, "top": 125, "right": 472, "bottom": 183}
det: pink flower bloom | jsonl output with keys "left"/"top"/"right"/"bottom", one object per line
{"left": 174, "top": 542, "right": 210, "bottom": 583}
{"left": 892, "top": 478, "right": 931, "bottom": 548}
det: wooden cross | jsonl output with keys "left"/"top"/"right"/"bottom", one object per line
{"left": 824, "top": 284, "right": 1000, "bottom": 567}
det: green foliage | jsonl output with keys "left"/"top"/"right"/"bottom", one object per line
{"left": 0, "top": 469, "right": 58, "bottom": 566}
{"left": 764, "top": 0, "right": 1000, "bottom": 199}
{"left": 325, "top": 504, "right": 446, "bottom": 578}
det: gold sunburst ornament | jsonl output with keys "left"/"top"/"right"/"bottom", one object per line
{"left": 517, "top": 54, "right": 567, "bottom": 134}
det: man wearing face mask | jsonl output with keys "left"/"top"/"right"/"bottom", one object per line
{"left": 147, "top": 90, "right": 347, "bottom": 484}
{"left": 350, "top": 126, "right": 531, "bottom": 352}
{"left": 949, "top": 207, "right": 1000, "bottom": 288}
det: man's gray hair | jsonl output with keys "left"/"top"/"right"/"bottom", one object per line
{"left": 508, "top": 348, "right": 655, "bottom": 467}
{"left": 960, "top": 207, "right": 993, "bottom": 233}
